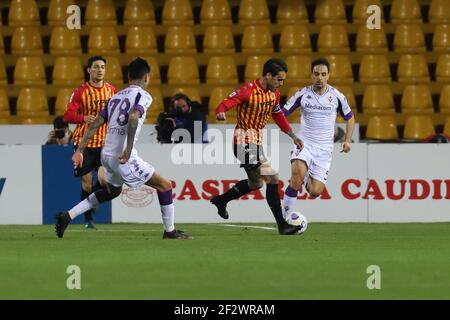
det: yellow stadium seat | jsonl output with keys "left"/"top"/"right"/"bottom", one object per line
{"left": 429, "top": 0, "right": 450, "bottom": 24}
{"left": 85, "top": 0, "right": 117, "bottom": 26}
{"left": 124, "top": 0, "right": 155, "bottom": 26}
{"left": 394, "top": 24, "right": 425, "bottom": 53}
{"left": 14, "top": 57, "right": 46, "bottom": 85}
{"left": 444, "top": 117, "right": 450, "bottom": 136}
{"left": 334, "top": 85, "right": 357, "bottom": 111}
{"left": 244, "top": 55, "right": 271, "bottom": 81}
{"left": 162, "top": 0, "right": 194, "bottom": 25}
{"left": 206, "top": 56, "right": 238, "bottom": 85}
{"left": 88, "top": 26, "right": 120, "bottom": 55}
{"left": 0, "top": 89, "right": 10, "bottom": 116}
{"left": 48, "top": 0, "right": 76, "bottom": 26}
{"left": 279, "top": 25, "right": 311, "bottom": 54}
{"left": 11, "top": 26, "right": 43, "bottom": 55}
{"left": 0, "top": 36, "right": 4, "bottom": 55}
{"left": 317, "top": 25, "right": 349, "bottom": 53}
{"left": 285, "top": 55, "right": 311, "bottom": 85}
{"left": 352, "top": 0, "right": 384, "bottom": 24}
{"left": 315, "top": 0, "right": 346, "bottom": 24}
{"left": 239, "top": 0, "right": 270, "bottom": 25}
{"left": 102, "top": 56, "right": 123, "bottom": 86}
{"left": 366, "top": 116, "right": 399, "bottom": 140}
{"left": 356, "top": 26, "right": 388, "bottom": 53}
{"left": 241, "top": 25, "right": 274, "bottom": 54}
{"left": 432, "top": 24, "right": 450, "bottom": 52}
{"left": 436, "top": 54, "right": 450, "bottom": 82}
{"left": 390, "top": 0, "right": 422, "bottom": 24}
{"left": 397, "top": 54, "right": 430, "bottom": 83}
{"left": 200, "top": 0, "right": 232, "bottom": 25}
{"left": 326, "top": 55, "right": 354, "bottom": 84}
{"left": 55, "top": 88, "right": 74, "bottom": 115}
{"left": 164, "top": 26, "right": 196, "bottom": 54}
{"left": 52, "top": 57, "right": 84, "bottom": 86}
{"left": 167, "top": 56, "right": 199, "bottom": 85}
{"left": 203, "top": 26, "right": 235, "bottom": 54}
{"left": 359, "top": 54, "right": 392, "bottom": 84}
{"left": 277, "top": 0, "right": 308, "bottom": 24}
{"left": 403, "top": 116, "right": 435, "bottom": 140}
{"left": 9, "top": 0, "right": 40, "bottom": 26}
{"left": 0, "top": 59, "right": 7, "bottom": 86}
{"left": 362, "top": 85, "right": 395, "bottom": 114}
{"left": 125, "top": 26, "right": 157, "bottom": 55}
{"left": 50, "top": 27, "right": 82, "bottom": 56}
{"left": 401, "top": 85, "right": 434, "bottom": 114}
{"left": 171, "top": 87, "right": 201, "bottom": 103}
{"left": 16, "top": 88, "right": 48, "bottom": 116}
{"left": 147, "top": 87, "right": 164, "bottom": 112}
{"left": 138, "top": 56, "right": 161, "bottom": 85}
{"left": 19, "top": 116, "right": 53, "bottom": 124}
{"left": 439, "top": 85, "right": 450, "bottom": 113}
{"left": 208, "top": 86, "right": 235, "bottom": 116}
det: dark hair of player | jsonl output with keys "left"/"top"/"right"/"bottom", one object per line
{"left": 262, "top": 58, "right": 288, "bottom": 77}
{"left": 128, "top": 57, "right": 151, "bottom": 80}
{"left": 311, "top": 58, "right": 330, "bottom": 73}
{"left": 87, "top": 56, "right": 106, "bottom": 68}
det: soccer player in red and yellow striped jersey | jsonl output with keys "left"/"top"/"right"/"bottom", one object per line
{"left": 63, "top": 56, "right": 117, "bottom": 228}
{"left": 211, "top": 59, "right": 304, "bottom": 235}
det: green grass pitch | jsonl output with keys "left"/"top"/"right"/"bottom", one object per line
{"left": 1, "top": 223, "right": 449, "bottom": 299}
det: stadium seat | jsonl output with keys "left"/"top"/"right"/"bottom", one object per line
{"left": 436, "top": 54, "right": 450, "bottom": 82}
{"left": 19, "top": 116, "right": 53, "bottom": 124}
{"left": 239, "top": 0, "right": 270, "bottom": 25}
{"left": 394, "top": 24, "right": 426, "bottom": 53}
{"left": 125, "top": 26, "right": 157, "bottom": 55}
{"left": 432, "top": 24, "right": 450, "bottom": 52}
{"left": 147, "top": 87, "right": 164, "bottom": 112}
{"left": 139, "top": 56, "right": 161, "bottom": 85}
{"left": 14, "top": 57, "right": 46, "bottom": 85}
{"left": 200, "top": 0, "right": 232, "bottom": 25}
{"left": 359, "top": 54, "right": 392, "bottom": 84}
{"left": 11, "top": 26, "right": 43, "bottom": 55}
{"left": 85, "top": 0, "right": 117, "bottom": 26}
{"left": 397, "top": 54, "right": 430, "bottom": 83}
{"left": 366, "top": 116, "right": 399, "bottom": 140}
{"left": 276, "top": 0, "right": 308, "bottom": 24}
{"left": 0, "top": 36, "right": 4, "bottom": 55}
{"left": 208, "top": 86, "right": 235, "bottom": 116}
{"left": 50, "top": 27, "right": 82, "bottom": 56}
{"left": 164, "top": 26, "right": 196, "bottom": 54}
{"left": 0, "top": 89, "right": 10, "bottom": 116}
{"left": 429, "top": 0, "right": 450, "bottom": 24}
{"left": 403, "top": 116, "right": 435, "bottom": 140}
{"left": 315, "top": 0, "right": 346, "bottom": 24}
{"left": 439, "top": 85, "right": 450, "bottom": 113}
{"left": 356, "top": 26, "right": 388, "bottom": 53}
{"left": 162, "top": 0, "right": 194, "bottom": 25}
{"left": 317, "top": 25, "right": 350, "bottom": 53}
{"left": 285, "top": 55, "right": 312, "bottom": 85}
{"left": 55, "top": 88, "right": 73, "bottom": 115}
{"left": 241, "top": 25, "right": 274, "bottom": 54}
{"left": 206, "top": 56, "right": 238, "bottom": 85}
{"left": 203, "top": 26, "right": 235, "bottom": 54}
{"left": 172, "top": 87, "right": 201, "bottom": 103}
{"left": 352, "top": 0, "right": 384, "bottom": 24}
{"left": 88, "top": 26, "right": 120, "bottom": 55}
{"left": 390, "top": 0, "right": 422, "bottom": 24}
{"left": 401, "top": 85, "right": 434, "bottom": 114}
{"left": 326, "top": 55, "right": 354, "bottom": 84}
{"left": 48, "top": 0, "right": 76, "bottom": 26}
{"left": 52, "top": 57, "right": 84, "bottom": 86}
{"left": 167, "top": 56, "right": 199, "bottom": 85}
{"left": 9, "top": 0, "right": 40, "bottom": 26}
{"left": 244, "top": 55, "right": 271, "bottom": 81}
{"left": 444, "top": 117, "right": 450, "bottom": 137}
{"left": 279, "top": 25, "right": 311, "bottom": 54}
{"left": 333, "top": 85, "right": 357, "bottom": 111}
{"left": 123, "top": 0, "right": 155, "bottom": 26}
{"left": 362, "top": 85, "right": 395, "bottom": 114}
{"left": 0, "top": 59, "right": 7, "bottom": 86}
{"left": 16, "top": 88, "right": 49, "bottom": 116}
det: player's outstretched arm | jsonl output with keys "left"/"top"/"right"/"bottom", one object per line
{"left": 119, "top": 107, "right": 141, "bottom": 164}
{"left": 341, "top": 115, "right": 355, "bottom": 153}
{"left": 72, "top": 115, "right": 105, "bottom": 169}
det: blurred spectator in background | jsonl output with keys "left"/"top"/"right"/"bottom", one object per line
{"left": 156, "top": 93, "right": 208, "bottom": 143}
{"left": 46, "top": 116, "right": 73, "bottom": 145}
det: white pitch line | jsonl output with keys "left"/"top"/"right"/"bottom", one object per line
{"left": 219, "top": 224, "right": 277, "bottom": 231}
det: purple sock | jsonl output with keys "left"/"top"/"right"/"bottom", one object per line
{"left": 157, "top": 189, "right": 173, "bottom": 205}
{"left": 285, "top": 185, "right": 298, "bottom": 197}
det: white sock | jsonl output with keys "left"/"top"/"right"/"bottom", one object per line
{"left": 161, "top": 204, "right": 175, "bottom": 232}
{"left": 68, "top": 193, "right": 99, "bottom": 220}
{"left": 282, "top": 194, "right": 297, "bottom": 218}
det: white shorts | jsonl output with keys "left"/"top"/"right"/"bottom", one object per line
{"left": 101, "top": 154, "right": 155, "bottom": 188}
{"left": 290, "top": 143, "right": 332, "bottom": 184}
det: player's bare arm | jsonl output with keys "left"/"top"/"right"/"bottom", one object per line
{"left": 119, "top": 107, "right": 141, "bottom": 164}
{"left": 72, "top": 115, "right": 105, "bottom": 168}
{"left": 286, "top": 130, "right": 304, "bottom": 150}
{"left": 342, "top": 115, "right": 355, "bottom": 153}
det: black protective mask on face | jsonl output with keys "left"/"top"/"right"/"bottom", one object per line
{"left": 54, "top": 129, "right": 66, "bottom": 139}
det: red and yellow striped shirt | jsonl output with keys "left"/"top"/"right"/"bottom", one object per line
{"left": 63, "top": 81, "right": 117, "bottom": 148}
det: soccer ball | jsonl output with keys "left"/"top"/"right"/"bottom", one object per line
{"left": 285, "top": 212, "right": 308, "bottom": 235}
